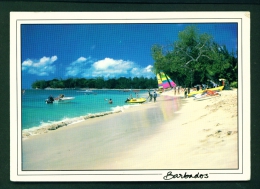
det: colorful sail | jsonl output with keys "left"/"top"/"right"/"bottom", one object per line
{"left": 165, "top": 73, "right": 176, "bottom": 88}
{"left": 157, "top": 72, "right": 176, "bottom": 89}
{"left": 157, "top": 73, "right": 163, "bottom": 89}
{"left": 160, "top": 72, "right": 171, "bottom": 89}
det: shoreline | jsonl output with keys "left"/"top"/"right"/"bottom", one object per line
{"left": 22, "top": 89, "right": 238, "bottom": 170}
{"left": 22, "top": 89, "right": 160, "bottom": 139}
{"left": 22, "top": 108, "right": 124, "bottom": 139}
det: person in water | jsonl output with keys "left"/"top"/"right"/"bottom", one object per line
{"left": 46, "top": 95, "right": 54, "bottom": 103}
{"left": 109, "top": 99, "right": 113, "bottom": 104}
{"left": 125, "top": 98, "right": 130, "bottom": 103}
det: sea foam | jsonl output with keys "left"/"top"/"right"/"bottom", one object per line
{"left": 22, "top": 108, "right": 124, "bottom": 139}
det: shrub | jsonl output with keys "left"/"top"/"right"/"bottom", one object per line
{"left": 230, "top": 81, "right": 238, "bottom": 88}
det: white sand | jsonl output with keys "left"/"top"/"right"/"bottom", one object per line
{"left": 103, "top": 90, "right": 238, "bottom": 169}
{"left": 22, "top": 89, "right": 237, "bottom": 170}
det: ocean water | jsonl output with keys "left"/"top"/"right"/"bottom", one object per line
{"left": 22, "top": 89, "right": 150, "bottom": 130}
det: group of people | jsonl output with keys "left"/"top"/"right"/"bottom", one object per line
{"left": 148, "top": 91, "right": 157, "bottom": 102}
{"left": 174, "top": 86, "right": 181, "bottom": 95}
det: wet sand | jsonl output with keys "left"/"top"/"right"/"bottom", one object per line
{"left": 22, "top": 89, "right": 238, "bottom": 170}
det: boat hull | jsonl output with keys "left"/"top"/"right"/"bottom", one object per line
{"left": 126, "top": 98, "right": 146, "bottom": 103}
{"left": 188, "top": 86, "right": 224, "bottom": 97}
{"left": 53, "top": 97, "right": 75, "bottom": 103}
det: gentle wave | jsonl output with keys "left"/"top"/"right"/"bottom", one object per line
{"left": 22, "top": 104, "right": 140, "bottom": 139}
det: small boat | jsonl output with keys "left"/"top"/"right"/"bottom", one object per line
{"left": 188, "top": 86, "right": 224, "bottom": 97}
{"left": 76, "top": 89, "right": 93, "bottom": 94}
{"left": 194, "top": 90, "right": 221, "bottom": 101}
{"left": 53, "top": 97, "right": 75, "bottom": 103}
{"left": 125, "top": 97, "right": 146, "bottom": 104}
{"left": 45, "top": 94, "right": 75, "bottom": 104}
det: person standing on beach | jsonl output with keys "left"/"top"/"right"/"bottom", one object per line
{"left": 148, "top": 91, "right": 153, "bottom": 102}
{"left": 153, "top": 91, "right": 157, "bottom": 102}
{"left": 184, "top": 88, "right": 188, "bottom": 98}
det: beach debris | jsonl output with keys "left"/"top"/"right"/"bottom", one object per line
{"left": 48, "top": 124, "right": 59, "bottom": 130}
{"left": 227, "top": 131, "right": 232, "bottom": 135}
{"left": 22, "top": 132, "right": 31, "bottom": 138}
{"left": 89, "top": 114, "right": 96, "bottom": 118}
{"left": 227, "top": 131, "right": 237, "bottom": 135}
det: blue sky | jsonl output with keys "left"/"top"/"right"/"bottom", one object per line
{"left": 21, "top": 23, "right": 238, "bottom": 89}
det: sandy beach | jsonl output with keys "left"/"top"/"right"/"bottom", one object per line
{"left": 22, "top": 89, "right": 238, "bottom": 170}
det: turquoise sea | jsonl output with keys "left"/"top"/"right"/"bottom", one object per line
{"left": 22, "top": 89, "right": 149, "bottom": 130}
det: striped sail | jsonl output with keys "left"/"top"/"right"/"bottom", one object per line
{"left": 165, "top": 74, "right": 176, "bottom": 88}
{"left": 157, "top": 74, "right": 163, "bottom": 89}
{"left": 157, "top": 72, "right": 176, "bottom": 89}
{"left": 160, "top": 72, "right": 171, "bottom": 89}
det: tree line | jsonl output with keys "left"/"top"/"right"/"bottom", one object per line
{"left": 31, "top": 76, "right": 158, "bottom": 89}
{"left": 32, "top": 25, "right": 238, "bottom": 90}
{"left": 151, "top": 25, "right": 238, "bottom": 88}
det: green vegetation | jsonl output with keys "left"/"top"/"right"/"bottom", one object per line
{"left": 151, "top": 25, "right": 238, "bottom": 87}
{"left": 230, "top": 81, "right": 238, "bottom": 88}
{"left": 31, "top": 77, "right": 158, "bottom": 89}
{"left": 32, "top": 25, "right": 238, "bottom": 90}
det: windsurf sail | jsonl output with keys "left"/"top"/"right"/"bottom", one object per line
{"left": 157, "top": 72, "right": 176, "bottom": 90}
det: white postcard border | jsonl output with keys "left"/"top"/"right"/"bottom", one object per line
{"left": 10, "top": 11, "right": 250, "bottom": 181}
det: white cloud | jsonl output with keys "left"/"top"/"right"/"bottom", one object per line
{"left": 65, "top": 57, "right": 155, "bottom": 78}
{"left": 22, "top": 56, "right": 57, "bottom": 76}
{"left": 144, "top": 65, "right": 153, "bottom": 73}
{"left": 76, "top": 57, "right": 87, "bottom": 62}
{"left": 130, "top": 65, "right": 155, "bottom": 78}
{"left": 65, "top": 56, "right": 93, "bottom": 77}
{"left": 91, "top": 58, "right": 134, "bottom": 77}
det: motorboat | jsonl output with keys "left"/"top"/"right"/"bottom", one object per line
{"left": 53, "top": 97, "right": 75, "bottom": 103}
{"left": 45, "top": 94, "right": 75, "bottom": 104}
{"left": 125, "top": 97, "right": 146, "bottom": 104}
